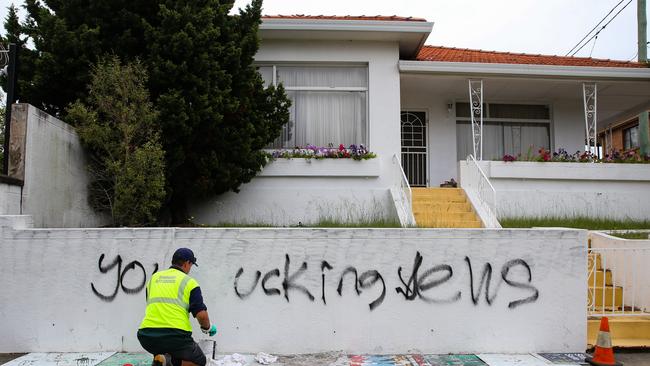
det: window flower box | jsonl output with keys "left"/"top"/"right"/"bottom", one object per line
{"left": 259, "top": 157, "right": 381, "bottom": 177}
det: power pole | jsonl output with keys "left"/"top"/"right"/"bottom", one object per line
{"left": 639, "top": 0, "right": 649, "bottom": 156}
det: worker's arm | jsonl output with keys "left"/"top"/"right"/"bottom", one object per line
{"left": 189, "top": 287, "right": 217, "bottom": 336}
{"left": 196, "top": 310, "right": 211, "bottom": 330}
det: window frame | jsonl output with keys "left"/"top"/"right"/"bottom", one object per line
{"left": 623, "top": 125, "right": 639, "bottom": 151}
{"left": 256, "top": 63, "right": 370, "bottom": 149}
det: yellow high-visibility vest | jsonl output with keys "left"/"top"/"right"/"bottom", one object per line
{"left": 139, "top": 268, "right": 199, "bottom": 332}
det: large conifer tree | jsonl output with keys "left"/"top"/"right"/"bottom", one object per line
{"left": 3, "top": 0, "right": 291, "bottom": 223}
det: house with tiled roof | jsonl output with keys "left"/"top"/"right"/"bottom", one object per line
{"left": 190, "top": 15, "right": 650, "bottom": 228}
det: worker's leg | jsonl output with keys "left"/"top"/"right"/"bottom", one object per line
{"left": 168, "top": 338, "right": 206, "bottom": 366}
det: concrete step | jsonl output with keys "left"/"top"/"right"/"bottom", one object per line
{"left": 413, "top": 195, "right": 468, "bottom": 203}
{"left": 588, "top": 269, "right": 613, "bottom": 287}
{"left": 412, "top": 187, "right": 465, "bottom": 196}
{"left": 589, "top": 286, "right": 623, "bottom": 308}
{"left": 588, "top": 317, "right": 650, "bottom": 348}
{"left": 413, "top": 211, "right": 478, "bottom": 221}
{"left": 412, "top": 202, "right": 473, "bottom": 212}
{"left": 415, "top": 219, "right": 483, "bottom": 228}
{"left": 589, "top": 253, "right": 604, "bottom": 271}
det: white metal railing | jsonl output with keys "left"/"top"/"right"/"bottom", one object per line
{"left": 588, "top": 247, "right": 650, "bottom": 316}
{"left": 392, "top": 154, "right": 416, "bottom": 227}
{"left": 462, "top": 155, "right": 500, "bottom": 228}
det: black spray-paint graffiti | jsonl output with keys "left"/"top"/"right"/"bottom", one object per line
{"left": 91, "top": 254, "right": 159, "bottom": 302}
{"left": 235, "top": 252, "right": 539, "bottom": 311}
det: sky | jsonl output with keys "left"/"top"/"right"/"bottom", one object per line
{"left": 0, "top": 0, "right": 649, "bottom": 61}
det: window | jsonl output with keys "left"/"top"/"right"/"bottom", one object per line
{"left": 455, "top": 103, "right": 551, "bottom": 160}
{"left": 258, "top": 65, "right": 368, "bottom": 148}
{"left": 623, "top": 125, "right": 639, "bottom": 150}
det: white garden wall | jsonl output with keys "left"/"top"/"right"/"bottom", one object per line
{"left": 459, "top": 161, "right": 650, "bottom": 220}
{"left": 0, "top": 216, "right": 587, "bottom": 354}
{"left": 6, "top": 104, "right": 107, "bottom": 227}
{"left": 0, "top": 178, "right": 22, "bottom": 215}
{"left": 192, "top": 40, "right": 404, "bottom": 226}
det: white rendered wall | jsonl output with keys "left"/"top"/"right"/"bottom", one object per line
{"left": 0, "top": 217, "right": 586, "bottom": 354}
{"left": 13, "top": 104, "right": 107, "bottom": 227}
{"left": 459, "top": 161, "right": 650, "bottom": 220}
{"left": 0, "top": 181, "right": 21, "bottom": 214}
{"left": 192, "top": 41, "right": 403, "bottom": 226}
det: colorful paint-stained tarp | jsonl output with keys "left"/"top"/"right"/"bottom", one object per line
{"left": 533, "top": 353, "right": 588, "bottom": 365}
{"left": 95, "top": 352, "right": 153, "bottom": 366}
{"left": 476, "top": 354, "right": 553, "bottom": 366}
{"left": 1, "top": 352, "right": 115, "bottom": 366}
{"left": 348, "top": 354, "right": 488, "bottom": 366}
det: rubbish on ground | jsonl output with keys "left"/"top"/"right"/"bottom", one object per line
{"left": 255, "top": 352, "right": 277, "bottom": 365}
{"left": 209, "top": 353, "right": 247, "bottom": 366}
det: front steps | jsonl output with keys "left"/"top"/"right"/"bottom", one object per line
{"left": 588, "top": 317, "right": 650, "bottom": 348}
{"left": 412, "top": 188, "right": 482, "bottom": 228}
{"left": 587, "top": 252, "right": 650, "bottom": 347}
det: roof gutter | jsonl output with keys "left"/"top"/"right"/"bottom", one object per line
{"left": 399, "top": 60, "right": 650, "bottom": 81}
{"left": 261, "top": 18, "right": 433, "bottom": 34}
{"left": 261, "top": 18, "right": 433, "bottom": 58}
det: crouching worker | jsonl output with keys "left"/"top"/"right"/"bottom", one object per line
{"left": 138, "top": 248, "right": 217, "bottom": 366}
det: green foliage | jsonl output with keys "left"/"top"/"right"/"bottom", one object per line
{"left": 67, "top": 57, "right": 165, "bottom": 226}
{"left": 145, "top": 0, "right": 290, "bottom": 221}
{"left": 609, "top": 231, "right": 650, "bottom": 239}
{"left": 500, "top": 216, "right": 650, "bottom": 230}
{"left": 5, "top": 0, "right": 292, "bottom": 223}
{"left": 11, "top": 0, "right": 158, "bottom": 117}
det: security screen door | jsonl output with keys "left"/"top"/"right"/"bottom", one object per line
{"left": 400, "top": 111, "right": 428, "bottom": 187}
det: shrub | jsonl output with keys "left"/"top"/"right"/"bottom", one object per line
{"left": 67, "top": 57, "right": 165, "bottom": 226}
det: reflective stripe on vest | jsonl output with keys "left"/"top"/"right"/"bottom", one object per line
{"left": 139, "top": 268, "right": 199, "bottom": 331}
{"left": 147, "top": 275, "right": 192, "bottom": 310}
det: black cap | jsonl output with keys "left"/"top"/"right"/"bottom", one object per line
{"left": 172, "top": 248, "right": 197, "bottom": 266}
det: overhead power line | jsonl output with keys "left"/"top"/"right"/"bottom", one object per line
{"left": 566, "top": 0, "right": 633, "bottom": 57}
{"left": 566, "top": 0, "right": 625, "bottom": 56}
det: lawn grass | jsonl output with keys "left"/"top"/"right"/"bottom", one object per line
{"left": 608, "top": 231, "right": 650, "bottom": 239}
{"left": 308, "top": 219, "right": 402, "bottom": 228}
{"left": 500, "top": 216, "right": 650, "bottom": 230}
{"left": 187, "top": 219, "right": 403, "bottom": 228}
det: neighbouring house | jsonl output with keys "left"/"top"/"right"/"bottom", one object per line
{"left": 598, "top": 111, "right": 650, "bottom": 153}
{"left": 189, "top": 15, "right": 650, "bottom": 227}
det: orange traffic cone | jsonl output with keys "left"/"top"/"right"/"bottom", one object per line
{"left": 586, "top": 317, "right": 622, "bottom": 366}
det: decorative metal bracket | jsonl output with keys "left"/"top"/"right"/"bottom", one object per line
{"left": 469, "top": 80, "right": 484, "bottom": 160}
{"left": 583, "top": 83, "right": 597, "bottom": 156}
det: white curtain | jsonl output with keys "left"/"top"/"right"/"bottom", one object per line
{"left": 293, "top": 91, "right": 366, "bottom": 146}
{"left": 456, "top": 123, "right": 503, "bottom": 160}
{"left": 277, "top": 66, "right": 367, "bottom": 88}
{"left": 504, "top": 124, "right": 550, "bottom": 156}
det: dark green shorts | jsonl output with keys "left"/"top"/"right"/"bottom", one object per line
{"left": 137, "top": 328, "right": 206, "bottom": 366}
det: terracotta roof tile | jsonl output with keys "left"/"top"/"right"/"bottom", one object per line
{"left": 262, "top": 15, "right": 427, "bottom": 22}
{"left": 417, "top": 46, "right": 649, "bottom": 68}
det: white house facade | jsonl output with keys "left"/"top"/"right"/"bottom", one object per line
{"left": 178, "top": 16, "right": 650, "bottom": 226}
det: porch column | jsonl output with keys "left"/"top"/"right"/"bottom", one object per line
{"left": 468, "top": 79, "right": 484, "bottom": 160}
{"left": 583, "top": 82, "right": 597, "bottom": 156}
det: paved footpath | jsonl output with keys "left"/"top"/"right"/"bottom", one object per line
{"left": 0, "top": 352, "right": 599, "bottom": 366}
